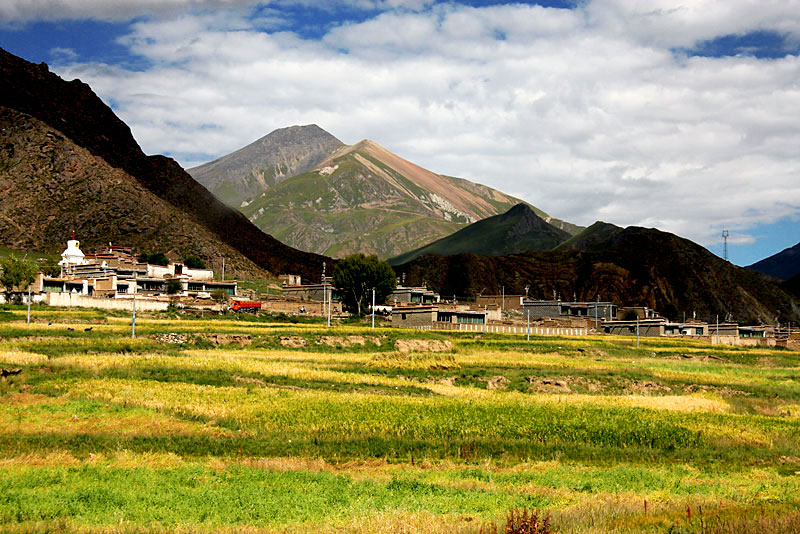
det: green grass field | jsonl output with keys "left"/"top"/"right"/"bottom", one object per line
{"left": 0, "top": 305, "right": 799, "bottom": 533}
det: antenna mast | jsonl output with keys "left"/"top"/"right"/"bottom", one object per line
{"left": 721, "top": 230, "right": 730, "bottom": 261}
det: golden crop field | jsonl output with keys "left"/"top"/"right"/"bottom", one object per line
{"left": 0, "top": 305, "right": 799, "bottom": 533}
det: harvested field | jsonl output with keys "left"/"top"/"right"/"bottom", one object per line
{"left": 0, "top": 305, "right": 798, "bottom": 533}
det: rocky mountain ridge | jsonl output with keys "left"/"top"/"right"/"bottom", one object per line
{"left": 188, "top": 125, "right": 344, "bottom": 208}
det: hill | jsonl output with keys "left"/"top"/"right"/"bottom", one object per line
{"left": 555, "top": 221, "right": 625, "bottom": 252}
{"left": 240, "top": 139, "right": 579, "bottom": 258}
{"left": 187, "top": 125, "right": 344, "bottom": 208}
{"left": 396, "top": 225, "right": 800, "bottom": 324}
{"left": 749, "top": 241, "right": 800, "bottom": 281}
{"left": 388, "top": 203, "right": 571, "bottom": 265}
{"left": 0, "top": 47, "right": 330, "bottom": 281}
{"left": 0, "top": 106, "right": 264, "bottom": 274}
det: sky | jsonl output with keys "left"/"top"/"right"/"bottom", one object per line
{"left": 2, "top": 0, "right": 800, "bottom": 266}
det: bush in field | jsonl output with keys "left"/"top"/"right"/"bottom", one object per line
{"left": 481, "top": 508, "right": 552, "bottom": 534}
{"left": 332, "top": 254, "right": 396, "bottom": 316}
{"left": 0, "top": 255, "right": 38, "bottom": 303}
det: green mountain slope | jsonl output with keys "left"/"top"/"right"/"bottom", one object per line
{"left": 388, "top": 204, "right": 571, "bottom": 265}
{"left": 241, "top": 139, "right": 579, "bottom": 258}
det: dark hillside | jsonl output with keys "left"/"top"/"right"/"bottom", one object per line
{"left": 397, "top": 226, "right": 800, "bottom": 324}
{"left": 749, "top": 241, "right": 800, "bottom": 281}
{"left": 0, "top": 47, "right": 330, "bottom": 281}
{"left": 388, "top": 204, "right": 570, "bottom": 265}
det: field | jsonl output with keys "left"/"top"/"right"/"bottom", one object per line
{"left": 0, "top": 305, "right": 799, "bottom": 533}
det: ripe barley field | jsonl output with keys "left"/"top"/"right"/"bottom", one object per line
{"left": 0, "top": 305, "right": 799, "bottom": 533}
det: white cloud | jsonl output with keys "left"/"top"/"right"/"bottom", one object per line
{"left": 49, "top": 1, "right": 800, "bottom": 251}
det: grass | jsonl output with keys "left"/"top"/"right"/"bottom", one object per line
{"left": 0, "top": 307, "right": 799, "bottom": 533}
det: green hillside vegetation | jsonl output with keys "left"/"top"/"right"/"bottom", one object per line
{"left": 0, "top": 306, "right": 799, "bottom": 533}
{"left": 239, "top": 140, "right": 578, "bottom": 260}
{"left": 388, "top": 204, "right": 571, "bottom": 265}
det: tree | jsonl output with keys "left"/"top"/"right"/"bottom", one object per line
{"left": 0, "top": 255, "right": 39, "bottom": 303}
{"left": 332, "top": 254, "right": 396, "bottom": 316}
{"left": 211, "top": 289, "right": 229, "bottom": 304}
{"left": 183, "top": 256, "right": 206, "bottom": 269}
{"left": 166, "top": 278, "right": 183, "bottom": 294}
{"left": 138, "top": 252, "right": 170, "bottom": 266}
{"left": 40, "top": 257, "right": 61, "bottom": 277}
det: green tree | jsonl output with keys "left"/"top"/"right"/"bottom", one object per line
{"left": 39, "top": 257, "right": 61, "bottom": 277}
{"left": 332, "top": 254, "right": 396, "bottom": 316}
{"left": 138, "top": 252, "right": 170, "bottom": 266}
{"left": 183, "top": 256, "right": 206, "bottom": 269}
{"left": 166, "top": 278, "right": 183, "bottom": 294}
{"left": 0, "top": 255, "right": 39, "bottom": 303}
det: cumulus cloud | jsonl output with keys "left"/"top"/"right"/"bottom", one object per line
{"left": 49, "top": 1, "right": 800, "bottom": 252}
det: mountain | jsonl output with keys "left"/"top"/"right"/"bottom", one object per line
{"left": 239, "top": 138, "right": 580, "bottom": 258}
{"left": 0, "top": 47, "right": 330, "bottom": 281}
{"left": 0, "top": 106, "right": 263, "bottom": 274}
{"left": 556, "top": 221, "right": 625, "bottom": 252}
{"left": 388, "top": 204, "right": 571, "bottom": 265}
{"left": 187, "top": 125, "right": 344, "bottom": 208}
{"left": 395, "top": 225, "right": 800, "bottom": 324}
{"left": 749, "top": 242, "right": 800, "bottom": 281}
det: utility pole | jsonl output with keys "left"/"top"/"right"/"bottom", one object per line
{"left": 322, "top": 262, "right": 327, "bottom": 327}
{"left": 131, "top": 271, "right": 137, "bottom": 339}
{"left": 716, "top": 314, "right": 720, "bottom": 345}
{"left": 526, "top": 309, "right": 530, "bottom": 341}
{"left": 636, "top": 316, "right": 640, "bottom": 348}
{"left": 26, "top": 285, "right": 31, "bottom": 326}
{"left": 501, "top": 285, "right": 504, "bottom": 314}
{"left": 371, "top": 288, "right": 375, "bottom": 329}
{"left": 221, "top": 257, "right": 225, "bottom": 281}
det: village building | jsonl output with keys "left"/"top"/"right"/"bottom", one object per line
{"left": 391, "top": 305, "right": 489, "bottom": 329}
{"left": 36, "top": 239, "right": 236, "bottom": 300}
{"left": 390, "top": 284, "right": 440, "bottom": 304}
{"left": 522, "top": 299, "right": 617, "bottom": 321}
{"left": 279, "top": 274, "right": 302, "bottom": 286}
{"left": 281, "top": 282, "right": 336, "bottom": 302}
{"left": 475, "top": 294, "right": 526, "bottom": 312}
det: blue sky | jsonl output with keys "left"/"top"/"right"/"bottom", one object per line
{"left": 2, "top": 0, "right": 799, "bottom": 266}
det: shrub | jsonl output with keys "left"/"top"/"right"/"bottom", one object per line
{"left": 481, "top": 508, "right": 552, "bottom": 534}
{"left": 138, "top": 252, "right": 170, "bottom": 266}
{"left": 183, "top": 256, "right": 206, "bottom": 269}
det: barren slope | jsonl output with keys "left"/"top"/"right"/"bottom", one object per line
{"left": 0, "top": 107, "right": 262, "bottom": 275}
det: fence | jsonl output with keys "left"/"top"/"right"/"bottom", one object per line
{"left": 406, "top": 321, "right": 587, "bottom": 336}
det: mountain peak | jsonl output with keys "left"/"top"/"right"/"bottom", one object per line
{"left": 188, "top": 123, "right": 344, "bottom": 207}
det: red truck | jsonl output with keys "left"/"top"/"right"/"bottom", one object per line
{"left": 229, "top": 300, "right": 262, "bottom": 313}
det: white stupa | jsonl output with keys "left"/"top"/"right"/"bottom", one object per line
{"left": 58, "top": 232, "right": 86, "bottom": 268}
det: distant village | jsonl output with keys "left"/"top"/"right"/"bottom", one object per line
{"left": 4, "top": 237, "right": 796, "bottom": 349}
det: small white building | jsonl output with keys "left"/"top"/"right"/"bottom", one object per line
{"left": 58, "top": 236, "right": 86, "bottom": 270}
